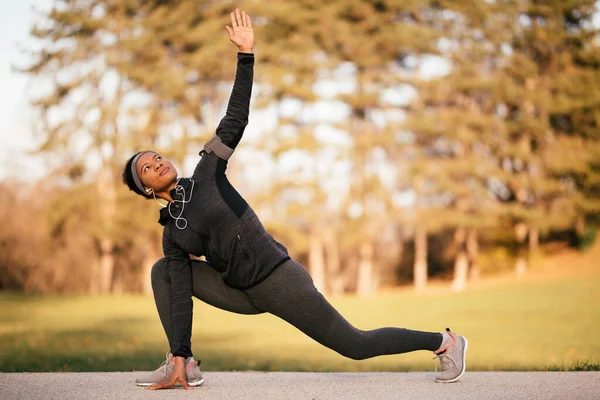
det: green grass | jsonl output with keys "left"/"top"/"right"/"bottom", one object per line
{"left": 1, "top": 270, "right": 599, "bottom": 372}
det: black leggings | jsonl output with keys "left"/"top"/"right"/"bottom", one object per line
{"left": 151, "top": 258, "right": 442, "bottom": 360}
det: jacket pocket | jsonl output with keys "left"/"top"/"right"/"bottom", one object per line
{"left": 229, "top": 233, "right": 255, "bottom": 269}
{"left": 207, "top": 241, "right": 228, "bottom": 272}
{"left": 222, "top": 233, "right": 258, "bottom": 289}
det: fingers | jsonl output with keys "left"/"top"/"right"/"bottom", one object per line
{"left": 146, "top": 380, "right": 171, "bottom": 390}
{"left": 230, "top": 8, "right": 251, "bottom": 28}
{"left": 145, "top": 378, "right": 192, "bottom": 390}
{"left": 235, "top": 8, "right": 243, "bottom": 27}
{"left": 225, "top": 25, "right": 233, "bottom": 38}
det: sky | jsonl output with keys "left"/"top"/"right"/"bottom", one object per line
{"left": 0, "top": 0, "right": 52, "bottom": 180}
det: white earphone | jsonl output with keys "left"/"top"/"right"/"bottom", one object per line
{"left": 146, "top": 187, "right": 167, "bottom": 208}
{"left": 144, "top": 181, "right": 195, "bottom": 229}
{"left": 168, "top": 180, "right": 195, "bottom": 230}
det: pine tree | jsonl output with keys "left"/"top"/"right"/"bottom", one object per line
{"left": 23, "top": 0, "right": 139, "bottom": 293}
{"left": 543, "top": 0, "right": 600, "bottom": 242}
{"left": 21, "top": 0, "right": 230, "bottom": 292}
{"left": 401, "top": 0, "right": 512, "bottom": 290}
{"left": 497, "top": 0, "right": 600, "bottom": 271}
{"left": 309, "top": 0, "right": 444, "bottom": 294}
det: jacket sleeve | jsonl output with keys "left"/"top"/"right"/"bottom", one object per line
{"left": 214, "top": 52, "right": 254, "bottom": 152}
{"left": 162, "top": 225, "right": 193, "bottom": 358}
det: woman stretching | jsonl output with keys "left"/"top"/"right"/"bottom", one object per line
{"left": 123, "top": 9, "right": 468, "bottom": 390}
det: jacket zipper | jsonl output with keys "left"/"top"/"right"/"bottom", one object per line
{"left": 236, "top": 234, "right": 252, "bottom": 262}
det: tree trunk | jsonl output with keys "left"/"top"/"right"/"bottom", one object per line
{"left": 527, "top": 224, "right": 540, "bottom": 269}
{"left": 309, "top": 229, "right": 327, "bottom": 294}
{"left": 467, "top": 228, "right": 480, "bottom": 281}
{"left": 112, "top": 267, "right": 124, "bottom": 295}
{"left": 413, "top": 228, "right": 428, "bottom": 292}
{"left": 99, "top": 238, "right": 115, "bottom": 293}
{"left": 515, "top": 258, "right": 527, "bottom": 276}
{"left": 97, "top": 169, "right": 117, "bottom": 294}
{"left": 323, "top": 227, "right": 344, "bottom": 295}
{"left": 529, "top": 225, "right": 539, "bottom": 253}
{"left": 356, "top": 241, "right": 375, "bottom": 296}
{"left": 344, "top": 253, "right": 359, "bottom": 292}
{"left": 515, "top": 222, "right": 528, "bottom": 276}
{"left": 142, "top": 239, "right": 160, "bottom": 296}
{"left": 452, "top": 227, "right": 469, "bottom": 292}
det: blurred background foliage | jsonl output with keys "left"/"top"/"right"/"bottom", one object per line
{"left": 1, "top": 0, "right": 599, "bottom": 296}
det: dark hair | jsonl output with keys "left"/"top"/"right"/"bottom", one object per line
{"left": 122, "top": 151, "right": 152, "bottom": 199}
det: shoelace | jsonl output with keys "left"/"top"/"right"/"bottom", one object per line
{"left": 158, "top": 352, "right": 174, "bottom": 377}
{"left": 433, "top": 352, "right": 458, "bottom": 373}
{"left": 433, "top": 328, "right": 457, "bottom": 373}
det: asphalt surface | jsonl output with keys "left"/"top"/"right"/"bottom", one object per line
{"left": 1, "top": 371, "right": 599, "bottom": 400}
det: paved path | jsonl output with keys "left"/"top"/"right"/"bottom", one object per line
{"left": 1, "top": 372, "right": 599, "bottom": 400}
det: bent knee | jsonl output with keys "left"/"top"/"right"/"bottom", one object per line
{"left": 151, "top": 258, "right": 168, "bottom": 284}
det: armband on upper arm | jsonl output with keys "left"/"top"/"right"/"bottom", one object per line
{"left": 200, "top": 135, "right": 234, "bottom": 160}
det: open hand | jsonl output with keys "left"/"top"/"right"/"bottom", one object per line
{"left": 225, "top": 8, "right": 254, "bottom": 53}
{"left": 146, "top": 356, "right": 191, "bottom": 391}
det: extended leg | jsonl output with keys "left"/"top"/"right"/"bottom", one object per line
{"left": 244, "top": 259, "right": 442, "bottom": 360}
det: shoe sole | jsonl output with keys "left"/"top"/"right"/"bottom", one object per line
{"left": 435, "top": 336, "right": 468, "bottom": 383}
{"left": 136, "top": 377, "right": 205, "bottom": 387}
{"left": 189, "top": 378, "right": 205, "bottom": 387}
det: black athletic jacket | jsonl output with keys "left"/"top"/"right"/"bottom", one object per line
{"left": 158, "top": 53, "right": 290, "bottom": 358}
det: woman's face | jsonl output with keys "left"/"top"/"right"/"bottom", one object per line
{"left": 135, "top": 152, "right": 178, "bottom": 193}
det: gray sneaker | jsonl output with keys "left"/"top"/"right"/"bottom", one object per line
{"left": 185, "top": 357, "right": 204, "bottom": 387}
{"left": 434, "top": 328, "right": 468, "bottom": 383}
{"left": 135, "top": 352, "right": 205, "bottom": 387}
{"left": 136, "top": 352, "right": 174, "bottom": 387}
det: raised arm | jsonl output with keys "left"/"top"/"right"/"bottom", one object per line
{"left": 204, "top": 9, "right": 255, "bottom": 158}
{"left": 213, "top": 53, "right": 254, "bottom": 151}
